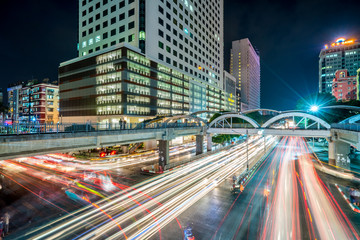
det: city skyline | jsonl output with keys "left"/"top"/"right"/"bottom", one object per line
{"left": 1, "top": 0, "right": 360, "bottom": 110}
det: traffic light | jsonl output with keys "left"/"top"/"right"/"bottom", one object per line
{"left": 99, "top": 152, "right": 107, "bottom": 157}
{"left": 110, "top": 150, "right": 117, "bottom": 155}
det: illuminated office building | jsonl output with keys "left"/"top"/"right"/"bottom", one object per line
{"left": 60, "top": 0, "right": 235, "bottom": 123}
{"left": 230, "top": 38, "right": 260, "bottom": 111}
{"left": 319, "top": 37, "right": 360, "bottom": 93}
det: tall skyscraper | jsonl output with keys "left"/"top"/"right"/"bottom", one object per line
{"left": 78, "top": 0, "right": 223, "bottom": 87}
{"left": 59, "top": 0, "right": 235, "bottom": 124}
{"left": 230, "top": 38, "right": 260, "bottom": 111}
{"left": 319, "top": 37, "right": 360, "bottom": 94}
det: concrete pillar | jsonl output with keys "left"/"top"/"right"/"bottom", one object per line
{"left": 121, "top": 145, "right": 129, "bottom": 154}
{"left": 207, "top": 134, "right": 213, "bottom": 152}
{"left": 144, "top": 140, "right": 157, "bottom": 151}
{"left": 328, "top": 140, "right": 336, "bottom": 166}
{"left": 328, "top": 140, "right": 351, "bottom": 169}
{"left": 196, "top": 135, "right": 204, "bottom": 155}
{"left": 159, "top": 140, "right": 169, "bottom": 170}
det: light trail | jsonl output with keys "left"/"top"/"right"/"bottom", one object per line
{"left": 261, "top": 137, "right": 359, "bottom": 240}
{"left": 25, "top": 136, "right": 276, "bottom": 240}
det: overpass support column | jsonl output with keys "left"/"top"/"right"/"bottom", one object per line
{"left": 121, "top": 145, "right": 129, "bottom": 154}
{"left": 159, "top": 140, "right": 169, "bottom": 170}
{"left": 207, "top": 133, "right": 213, "bottom": 152}
{"left": 144, "top": 140, "right": 157, "bottom": 151}
{"left": 196, "top": 135, "right": 204, "bottom": 155}
{"left": 328, "top": 140, "right": 350, "bottom": 169}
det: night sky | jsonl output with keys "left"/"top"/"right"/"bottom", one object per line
{"left": 1, "top": 0, "right": 360, "bottom": 110}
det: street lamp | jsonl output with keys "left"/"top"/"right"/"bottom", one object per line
{"left": 310, "top": 105, "right": 319, "bottom": 112}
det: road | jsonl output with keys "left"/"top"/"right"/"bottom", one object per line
{"left": 0, "top": 142, "right": 209, "bottom": 237}
{"left": 15, "top": 136, "right": 274, "bottom": 239}
{"left": 3, "top": 136, "right": 359, "bottom": 239}
{"left": 160, "top": 137, "right": 360, "bottom": 240}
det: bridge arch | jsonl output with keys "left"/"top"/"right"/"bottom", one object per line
{"left": 208, "top": 114, "right": 260, "bottom": 129}
{"left": 190, "top": 110, "right": 219, "bottom": 116}
{"left": 164, "top": 115, "right": 208, "bottom": 126}
{"left": 339, "top": 114, "right": 360, "bottom": 124}
{"left": 322, "top": 105, "right": 360, "bottom": 111}
{"left": 241, "top": 109, "right": 281, "bottom": 115}
{"left": 261, "top": 112, "right": 331, "bottom": 129}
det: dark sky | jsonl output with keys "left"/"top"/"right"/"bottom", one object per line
{"left": 1, "top": 0, "right": 360, "bottom": 110}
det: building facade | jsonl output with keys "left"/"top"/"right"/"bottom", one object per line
{"left": 60, "top": 0, "right": 231, "bottom": 123}
{"left": 319, "top": 37, "right": 360, "bottom": 94}
{"left": 230, "top": 38, "right": 260, "bottom": 112}
{"left": 332, "top": 69, "right": 358, "bottom": 101}
{"left": 0, "top": 88, "right": 3, "bottom": 105}
{"left": 223, "top": 71, "right": 236, "bottom": 111}
{"left": 7, "top": 84, "right": 23, "bottom": 123}
{"left": 7, "top": 80, "right": 59, "bottom": 124}
{"left": 60, "top": 44, "right": 233, "bottom": 124}
{"left": 78, "top": 0, "right": 224, "bottom": 90}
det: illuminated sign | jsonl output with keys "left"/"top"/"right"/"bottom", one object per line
{"left": 336, "top": 38, "right": 346, "bottom": 43}
{"left": 326, "top": 37, "right": 356, "bottom": 48}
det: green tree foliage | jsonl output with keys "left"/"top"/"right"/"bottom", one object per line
{"left": 212, "top": 134, "right": 241, "bottom": 144}
{"left": 245, "top": 112, "right": 273, "bottom": 125}
{"left": 295, "top": 92, "right": 336, "bottom": 111}
{"left": 295, "top": 92, "right": 360, "bottom": 123}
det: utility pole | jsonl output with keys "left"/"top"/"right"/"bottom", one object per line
{"left": 264, "top": 135, "right": 266, "bottom": 153}
{"left": 246, "top": 130, "right": 249, "bottom": 171}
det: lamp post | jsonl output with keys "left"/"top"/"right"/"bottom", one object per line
{"left": 246, "top": 129, "right": 249, "bottom": 171}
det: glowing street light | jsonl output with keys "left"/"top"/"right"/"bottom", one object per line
{"left": 310, "top": 105, "right": 319, "bottom": 112}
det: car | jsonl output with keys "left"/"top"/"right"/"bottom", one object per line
{"left": 184, "top": 226, "right": 195, "bottom": 240}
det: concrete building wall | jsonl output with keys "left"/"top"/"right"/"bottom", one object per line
{"left": 332, "top": 69, "right": 358, "bottom": 101}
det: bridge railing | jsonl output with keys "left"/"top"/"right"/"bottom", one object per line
{"left": 331, "top": 123, "right": 360, "bottom": 132}
{"left": 0, "top": 122, "right": 202, "bottom": 136}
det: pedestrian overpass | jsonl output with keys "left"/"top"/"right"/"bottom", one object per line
{"left": 1, "top": 106, "right": 360, "bottom": 169}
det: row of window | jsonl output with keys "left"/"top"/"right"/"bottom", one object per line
{"left": 82, "top": 34, "right": 134, "bottom": 56}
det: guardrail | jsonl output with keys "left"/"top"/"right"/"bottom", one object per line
{"left": 0, "top": 122, "right": 202, "bottom": 136}
{"left": 331, "top": 123, "right": 360, "bottom": 132}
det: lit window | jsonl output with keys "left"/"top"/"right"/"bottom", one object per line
{"left": 89, "top": 38, "right": 94, "bottom": 45}
{"left": 82, "top": 41, "right": 87, "bottom": 48}
{"left": 139, "top": 31, "right": 146, "bottom": 40}
{"left": 95, "top": 36, "right": 101, "bottom": 42}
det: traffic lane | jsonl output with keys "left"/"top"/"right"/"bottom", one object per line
{"left": 151, "top": 138, "right": 281, "bottom": 240}
{"left": 0, "top": 170, "right": 83, "bottom": 238}
{"left": 48, "top": 141, "right": 263, "bottom": 239}
{"left": 314, "top": 161, "right": 360, "bottom": 235}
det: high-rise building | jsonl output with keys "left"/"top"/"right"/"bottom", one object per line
{"left": 319, "top": 37, "right": 360, "bottom": 94}
{"left": 332, "top": 69, "right": 358, "bottom": 101}
{"left": 78, "top": 0, "right": 223, "bottom": 87}
{"left": 0, "top": 88, "right": 3, "bottom": 105}
{"left": 59, "top": 0, "right": 232, "bottom": 124}
{"left": 230, "top": 38, "right": 260, "bottom": 112}
{"left": 223, "top": 71, "right": 236, "bottom": 111}
{"left": 7, "top": 79, "right": 59, "bottom": 124}
{"left": 7, "top": 84, "right": 23, "bottom": 123}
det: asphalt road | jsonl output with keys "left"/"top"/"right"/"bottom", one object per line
{"left": 156, "top": 137, "right": 360, "bottom": 240}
